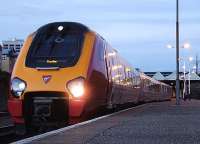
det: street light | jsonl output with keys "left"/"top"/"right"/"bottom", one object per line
{"left": 167, "top": 39, "right": 192, "bottom": 104}
{"left": 166, "top": 41, "right": 191, "bottom": 104}
{"left": 167, "top": 0, "right": 191, "bottom": 104}
{"left": 182, "top": 62, "right": 186, "bottom": 99}
{"left": 167, "top": 42, "right": 192, "bottom": 101}
{"left": 166, "top": 42, "right": 191, "bottom": 49}
{"left": 189, "top": 56, "right": 194, "bottom": 62}
{"left": 188, "top": 56, "right": 194, "bottom": 94}
{"left": 183, "top": 42, "right": 191, "bottom": 49}
{"left": 167, "top": 44, "right": 174, "bottom": 49}
{"left": 181, "top": 56, "right": 193, "bottom": 99}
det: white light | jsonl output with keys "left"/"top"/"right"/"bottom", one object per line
{"left": 166, "top": 44, "right": 174, "bottom": 49}
{"left": 108, "top": 52, "right": 116, "bottom": 57}
{"left": 67, "top": 78, "right": 85, "bottom": 98}
{"left": 19, "top": 82, "right": 26, "bottom": 90}
{"left": 58, "top": 26, "right": 64, "bottom": 31}
{"left": 183, "top": 42, "right": 191, "bottom": 49}
{"left": 125, "top": 68, "right": 131, "bottom": 72}
{"left": 193, "top": 66, "right": 197, "bottom": 69}
{"left": 189, "top": 56, "right": 193, "bottom": 62}
{"left": 11, "top": 78, "right": 26, "bottom": 97}
{"left": 182, "top": 65, "right": 186, "bottom": 69}
{"left": 112, "top": 65, "right": 122, "bottom": 71}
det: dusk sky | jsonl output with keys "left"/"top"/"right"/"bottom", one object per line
{"left": 0, "top": 0, "right": 199, "bottom": 71}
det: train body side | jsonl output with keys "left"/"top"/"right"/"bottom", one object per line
{"left": 138, "top": 73, "right": 172, "bottom": 103}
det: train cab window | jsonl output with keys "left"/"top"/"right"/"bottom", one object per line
{"left": 26, "top": 23, "right": 86, "bottom": 68}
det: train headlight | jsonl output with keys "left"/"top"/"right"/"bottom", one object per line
{"left": 67, "top": 77, "right": 85, "bottom": 98}
{"left": 11, "top": 78, "right": 26, "bottom": 97}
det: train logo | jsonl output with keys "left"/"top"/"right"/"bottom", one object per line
{"left": 42, "top": 75, "right": 52, "bottom": 84}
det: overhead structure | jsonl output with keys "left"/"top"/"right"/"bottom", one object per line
{"left": 165, "top": 72, "right": 178, "bottom": 81}
{"left": 186, "top": 72, "right": 200, "bottom": 81}
{"left": 152, "top": 72, "right": 165, "bottom": 81}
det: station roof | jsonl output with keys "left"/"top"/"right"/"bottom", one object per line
{"left": 152, "top": 72, "right": 165, "bottom": 80}
{"left": 165, "top": 72, "right": 177, "bottom": 80}
{"left": 145, "top": 71, "right": 200, "bottom": 81}
{"left": 186, "top": 72, "right": 200, "bottom": 81}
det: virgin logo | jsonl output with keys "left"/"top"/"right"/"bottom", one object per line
{"left": 42, "top": 75, "right": 52, "bottom": 84}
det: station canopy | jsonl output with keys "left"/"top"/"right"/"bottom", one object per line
{"left": 152, "top": 72, "right": 165, "bottom": 81}
{"left": 186, "top": 72, "right": 200, "bottom": 81}
{"left": 165, "top": 72, "right": 177, "bottom": 80}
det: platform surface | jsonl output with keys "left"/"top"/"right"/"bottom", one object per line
{"left": 24, "top": 100, "right": 200, "bottom": 144}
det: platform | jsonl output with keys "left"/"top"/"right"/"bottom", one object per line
{"left": 14, "top": 100, "right": 200, "bottom": 144}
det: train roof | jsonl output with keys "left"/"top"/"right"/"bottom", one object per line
{"left": 35, "top": 22, "right": 90, "bottom": 34}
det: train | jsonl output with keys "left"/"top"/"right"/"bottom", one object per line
{"left": 8, "top": 22, "right": 172, "bottom": 134}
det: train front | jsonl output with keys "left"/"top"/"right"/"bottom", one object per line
{"left": 8, "top": 22, "right": 95, "bottom": 133}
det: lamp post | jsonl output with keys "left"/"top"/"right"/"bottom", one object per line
{"left": 167, "top": 0, "right": 191, "bottom": 104}
{"left": 182, "top": 62, "right": 186, "bottom": 99}
{"left": 188, "top": 56, "right": 194, "bottom": 94}
{"left": 181, "top": 56, "right": 193, "bottom": 99}
{"left": 176, "top": 0, "right": 180, "bottom": 105}
{"left": 167, "top": 42, "right": 191, "bottom": 104}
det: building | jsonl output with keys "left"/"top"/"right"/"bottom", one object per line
{"left": 1, "top": 38, "right": 24, "bottom": 73}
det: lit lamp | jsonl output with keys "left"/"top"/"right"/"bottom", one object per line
{"left": 166, "top": 42, "right": 191, "bottom": 103}
{"left": 183, "top": 42, "right": 191, "bottom": 49}
{"left": 166, "top": 42, "right": 191, "bottom": 49}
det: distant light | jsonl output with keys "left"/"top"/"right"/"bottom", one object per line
{"left": 193, "top": 66, "right": 197, "bottom": 69}
{"left": 166, "top": 44, "right": 174, "bottom": 49}
{"left": 183, "top": 42, "right": 191, "bottom": 49}
{"left": 58, "top": 26, "right": 64, "bottom": 31}
{"left": 125, "top": 68, "right": 131, "bottom": 72}
{"left": 182, "top": 65, "right": 186, "bottom": 69}
{"left": 112, "top": 65, "right": 122, "bottom": 71}
{"left": 189, "top": 56, "right": 193, "bottom": 62}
